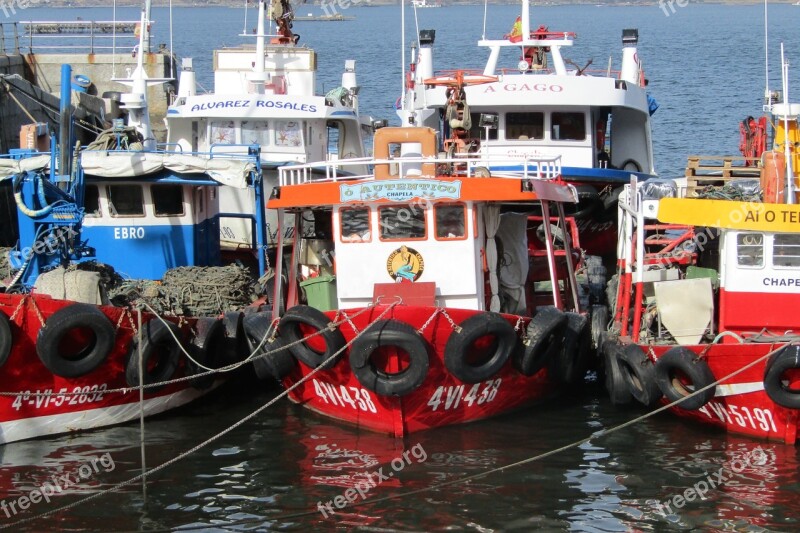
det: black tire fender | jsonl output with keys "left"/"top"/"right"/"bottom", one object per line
{"left": 566, "top": 185, "right": 602, "bottom": 219}
{"left": 603, "top": 341, "right": 632, "bottom": 406}
{"left": 243, "top": 312, "right": 295, "bottom": 380}
{"left": 590, "top": 305, "right": 609, "bottom": 350}
{"left": 349, "top": 319, "right": 429, "bottom": 396}
{"left": 126, "top": 319, "right": 182, "bottom": 393}
{"left": 618, "top": 344, "right": 662, "bottom": 406}
{"left": 620, "top": 159, "right": 642, "bottom": 173}
{"left": 514, "top": 306, "right": 566, "bottom": 376}
{"left": 187, "top": 317, "right": 225, "bottom": 390}
{"left": 36, "top": 303, "right": 115, "bottom": 378}
{"left": 654, "top": 346, "right": 715, "bottom": 410}
{"left": 280, "top": 305, "right": 345, "bottom": 369}
{"left": 444, "top": 312, "right": 518, "bottom": 384}
{"left": 0, "top": 312, "right": 12, "bottom": 369}
{"left": 764, "top": 345, "right": 800, "bottom": 409}
{"left": 552, "top": 312, "right": 592, "bottom": 384}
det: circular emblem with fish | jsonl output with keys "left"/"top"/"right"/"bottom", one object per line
{"left": 386, "top": 246, "right": 424, "bottom": 282}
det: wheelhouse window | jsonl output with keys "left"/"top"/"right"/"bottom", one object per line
{"left": 241, "top": 120, "right": 271, "bottom": 147}
{"left": 84, "top": 185, "right": 100, "bottom": 216}
{"left": 551, "top": 112, "right": 586, "bottom": 141}
{"left": 340, "top": 207, "right": 371, "bottom": 242}
{"left": 505, "top": 112, "right": 543, "bottom": 140}
{"left": 275, "top": 120, "right": 302, "bottom": 147}
{"left": 107, "top": 185, "right": 144, "bottom": 217}
{"left": 379, "top": 205, "right": 426, "bottom": 240}
{"left": 210, "top": 121, "right": 236, "bottom": 145}
{"left": 152, "top": 185, "right": 184, "bottom": 217}
{"left": 737, "top": 233, "right": 764, "bottom": 267}
{"left": 773, "top": 234, "right": 800, "bottom": 267}
{"left": 435, "top": 204, "right": 466, "bottom": 240}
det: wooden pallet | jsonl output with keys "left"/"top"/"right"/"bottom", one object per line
{"left": 684, "top": 155, "right": 763, "bottom": 197}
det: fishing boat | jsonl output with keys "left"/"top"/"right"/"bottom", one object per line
{"left": 166, "top": 0, "right": 374, "bottom": 256}
{"left": 397, "top": 0, "right": 658, "bottom": 259}
{"left": 245, "top": 125, "right": 597, "bottom": 437}
{"left": 0, "top": 11, "right": 271, "bottom": 444}
{"left": 601, "top": 82, "right": 800, "bottom": 442}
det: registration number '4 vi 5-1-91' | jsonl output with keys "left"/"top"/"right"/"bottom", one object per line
{"left": 312, "top": 379, "right": 377, "bottom": 413}
{"left": 427, "top": 379, "right": 502, "bottom": 411}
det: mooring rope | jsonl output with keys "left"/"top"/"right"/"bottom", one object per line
{"left": 107, "top": 342, "right": 792, "bottom": 532}
{"left": 0, "top": 298, "right": 403, "bottom": 530}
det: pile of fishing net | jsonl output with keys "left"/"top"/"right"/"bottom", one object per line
{"left": 109, "top": 264, "right": 258, "bottom": 317}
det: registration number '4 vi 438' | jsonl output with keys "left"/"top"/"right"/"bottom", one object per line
{"left": 312, "top": 379, "right": 377, "bottom": 413}
{"left": 427, "top": 379, "right": 502, "bottom": 411}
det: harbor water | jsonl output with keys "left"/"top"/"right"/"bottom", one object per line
{"left": 1, "top": 3, "right": 800, "bottom": 531}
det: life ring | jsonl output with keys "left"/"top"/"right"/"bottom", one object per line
{"left": 602, "top": 341, "right": 632, "bottom": 406}
{"left": 551, "top": 312, "right": 591, "bottom": 384}
{"left": 654, "top": 347, "right": 715, "bottom": 410}
{"left": 126, "top": 319, "right": 182, "bottom": 393}
{"left": 243, "top": 312, "right": 295, "bottom": 380}
{"left": 763, "top": 345, "right": 800, "bottom": 409}
{"left": 620, "top": 159, "right": 642, "bottom": 173}
{"left": 618, "top": 344, "right": 662, "bottom": 406}
{"left": 187, "top": 317, "right": 225, "bottom": 390}
{"left": 279, "top": 305, "right": 345, "bottom": 369}
{"left": 444, "top": 312, "right": 518, "bottom": 384}
{"left": 36, "top": 303, "right": 115, "bottom": 378}
{"left": 0, "top": 312, "right": 11, "bottom": 369}
{"left": 513, "top": 306, "right": 566, "bottom": 376}
{"left": 349, "top": 319, "right": 429, "bottom": 396}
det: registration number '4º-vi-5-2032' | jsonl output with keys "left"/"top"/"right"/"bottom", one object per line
{"left": 10, "top": 385, "right": 108, "bottom": 411}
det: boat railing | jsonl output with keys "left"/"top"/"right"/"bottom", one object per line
{"left": 11, "top": 21, "right": 139, "bottom": 54}
{"left": 278, "top": 154, "right": 563, "bottom": 186}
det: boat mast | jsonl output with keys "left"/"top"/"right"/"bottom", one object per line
{"left": 780, "top": 44, "right": 794, "bottom": 204}
{"left": 252, "top": 0, "right": 268, "bottom": 95}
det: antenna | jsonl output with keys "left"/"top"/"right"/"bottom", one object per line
{"left": 764, "top": 0, "right": 769, "bottom": 106}
{"left": 402, "top": 0, "right": 406, "bottom": 104}
{"left": 781, "top": 43, "right": 794, "bottom": 204}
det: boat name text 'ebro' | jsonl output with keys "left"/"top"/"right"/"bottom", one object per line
{"left": 483, "top": 83, "right": 563, "bottom": 93}
{"left": 114, "top": 227, "right": 145, "bottom": 239}
{"left": 189, "top": 100, "right": 318, "bottom": 113}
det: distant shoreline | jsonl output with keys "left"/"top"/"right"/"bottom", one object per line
{"left": 22, "top": 1, "right": 799, "bottom": 8}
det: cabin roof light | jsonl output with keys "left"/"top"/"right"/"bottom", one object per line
{"left": 622, "top": 29, "right": 638, "bottom": 46}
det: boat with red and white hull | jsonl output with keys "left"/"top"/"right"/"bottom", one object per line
{"left": 0, "top": 294, "right": 218, "bottom": 444}
{"left": 245, "top": 126, "right": 598, "bottom": 437}
{"left": 602, "top": 90, "right": 800, "bottom": 442}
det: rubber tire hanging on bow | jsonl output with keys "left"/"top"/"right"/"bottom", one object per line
{"left": 551, "top": 312, "right": 592, "bottom": 385}
{"left": 618, "top": 344, "right": 662, "bottom": 406}
{"left": 514, "top": 306, "right": 566, "bottom": 376}
{"left": 603, "top": 342, "right": 633, "bottom": 406}
{"left": 444, "top": 312, "right": 518, "bottom": 384}
{"left": 36, "top": 303, "right": 115, "bottom": 378}
{"left": 243, "top": 312, "right": 295, "bottom": 381}
{"left": 0, "top": 312, "right": 11, "bottom": 369}
{"left": 654, "top": 347, "right": 715, "bottom": 411}
{"left": 349, "top": 319, "right": 429, "bottom": 397}
{"left": 187, "top": 317, "right": 225, "bottom": 390}
{"left": 279, "top": 305, "right": 345, "bottom": 370}
{"left": 763, "top": 345, "right": 800, "bottom": 409}
{"left": 126, "top": 319, "right": 182, "bottom": 394}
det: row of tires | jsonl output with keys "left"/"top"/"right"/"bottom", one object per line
{"left": 244, "top": 304, "right": 593, "bottom": 398}
{"left": 0, "top": 303, "right": 229, "bottom": 393}
{"left": 604, "top": 342, "right": 800, "bottom": 410}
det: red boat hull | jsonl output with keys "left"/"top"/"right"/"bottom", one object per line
{"left": 630, "top": 343, "right": 798, "bottom": 444}
{"left": 282, "top": 305, "right": 558, "bottom": 437}
{"left": 0, "top": 293, "right": 220, "bottom": 444}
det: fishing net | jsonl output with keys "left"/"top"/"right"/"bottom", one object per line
{"left": 108, "top": 264, "right": 257, "bottom": 317}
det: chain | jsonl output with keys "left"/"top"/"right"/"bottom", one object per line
{"left": 417, "top": 308, "right": 440, "bottom": 335}
{"left": 338, "top": 309, "right": 360, "bottom": 335}
{"left": 8, "top": 296, "right": 27, "bottom": 324}
{"left": 438, "top": 307, "right": 463, "bottom": 333}
{"left": 29, "top": 296, "right": 46, "bottom": 327}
